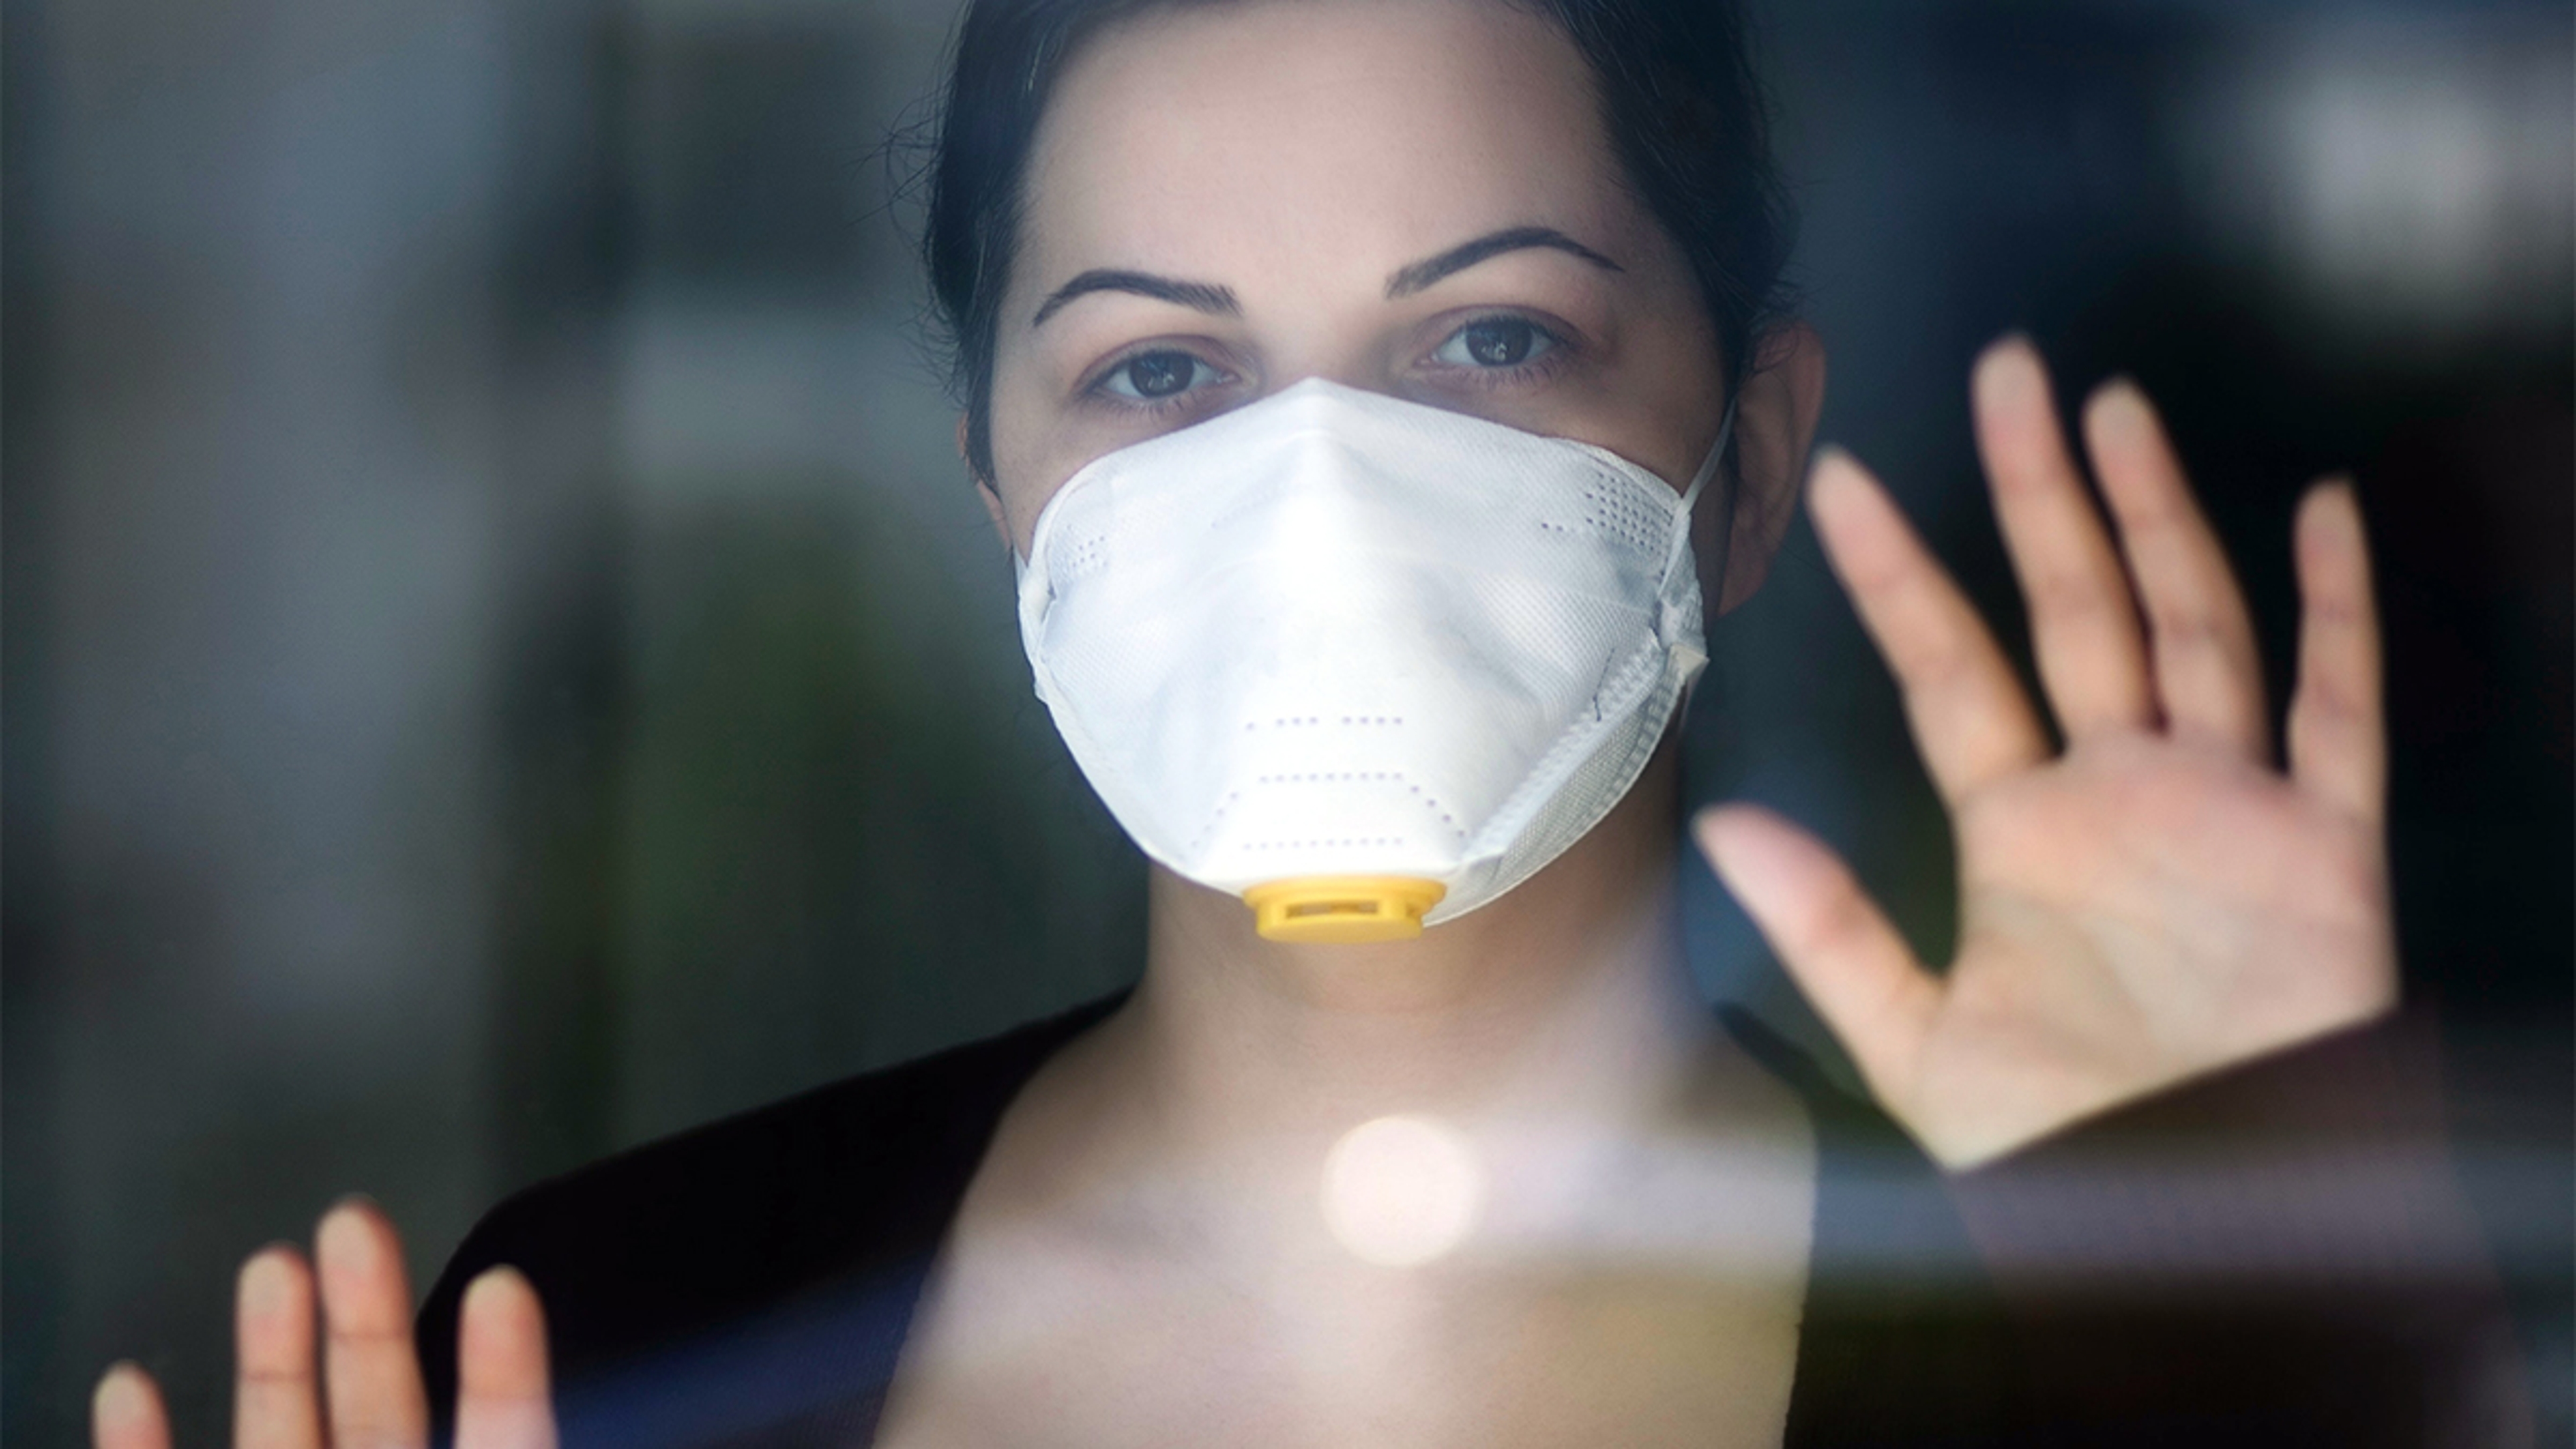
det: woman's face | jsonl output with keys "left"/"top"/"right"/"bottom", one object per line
{"left": 979, "top": 0, "right": 1735, "bottom": 555}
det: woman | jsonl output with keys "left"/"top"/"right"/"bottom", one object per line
{"left": 91, "top": 0, "right": 2518, "bottom": 1444}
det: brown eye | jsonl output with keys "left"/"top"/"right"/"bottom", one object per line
{"left": 1434, "top": 317, "right": 1557, "bottom": 369}
{"left": 1103, "top": 350, "right": 1206, "bottom": 400}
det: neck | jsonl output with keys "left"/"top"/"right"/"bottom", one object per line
{"left": 1108, "top": 743, "right": 1711, "bottom": 1173}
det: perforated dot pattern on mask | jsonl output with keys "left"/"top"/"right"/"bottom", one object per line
{"left": 1578, "top": 484, "right": 1672, "bottom": 559}
{"left": 1055, "top": 530, "right": 1112, "bottom": 582}
{"left": 1241, "top": 715, "right": 1403, "bottom": 731}
{"left": 1193, "top": 766, "right": 1471, "bottom": 857}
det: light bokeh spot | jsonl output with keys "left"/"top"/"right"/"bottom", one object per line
{"left": 1320, "top": 1115, "right": 1484, "bottom": 1267}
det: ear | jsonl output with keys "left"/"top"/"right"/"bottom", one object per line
{"left": 962, "top": 414, "right": 1015, "bottom": 554}
{"left": 1712, "top": 321, "right": 1827, "bottom": 614}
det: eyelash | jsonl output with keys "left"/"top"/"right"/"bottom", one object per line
{"left": 1075, "top": 311, "right": 1577, "bottom": 418}
{"left": 1420, "top": 312, "right": 1572, "bottom": 390}
{"left": 1081, "top": 346, "right": 1234, "bottom": 419}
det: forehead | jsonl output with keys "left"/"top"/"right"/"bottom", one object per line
{"left": 1020, "top": 0, "right": 1635, "bottom": 305}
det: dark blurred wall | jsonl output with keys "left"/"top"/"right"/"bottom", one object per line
{"left": 7, "top": 0, "right": 528, "bottom": 1439}
{"left": 5, "top": 0, "right": 2569, "bottom": 1444}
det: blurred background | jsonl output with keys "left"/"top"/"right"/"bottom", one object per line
{"left": 5, "top": 0, "right": 2569, "bottom": 1441}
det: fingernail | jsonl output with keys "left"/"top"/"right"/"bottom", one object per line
{"left": 464, "top": 1265, "right": 529, "bottom": 1311}
{"left": 2302, "top": 476, "right": 2364, "bottom": 535}
{"left": 2086, "top": 376, "right": 2153, "bottom": 431}
{"left": 1690, "top": 810, "right": 1727, "bottom": 865}
{"left": 1691, "top": 804, "right": 1752, "bottom": 870}
{"left": 1805, "top": 447, "right": 1874, "bottom": 511}
{"left": 315, "top": 1199, "right": 378, "bottom": 1272}
{"left": 1974, "top": 337, "right": 2044, "bottom": 398}
{"left": 93, "top": 1362, "right": 150, "bottom": 1425}
{"left": 239, "top": 1247, "right": 296, "bottom": 1315}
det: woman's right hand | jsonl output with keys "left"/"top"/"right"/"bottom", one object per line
{"left": 91, "top": 1199, "right": 556, "bottom": 1449}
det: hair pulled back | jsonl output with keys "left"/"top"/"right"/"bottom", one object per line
{"left": 917, "top": 0, "right": 1796, "bottom": 482}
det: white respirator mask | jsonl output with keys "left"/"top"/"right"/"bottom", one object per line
{"left": 1015, "top": 378, "right": 1732, "bottom": 943}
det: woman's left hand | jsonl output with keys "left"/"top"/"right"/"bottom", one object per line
{"left": 1697, "top": 335, "right": 2398, "bottom": 1171}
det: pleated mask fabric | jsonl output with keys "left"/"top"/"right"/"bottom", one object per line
{"left": 1015, "top": 378, "right": 1729, "bottom": 926}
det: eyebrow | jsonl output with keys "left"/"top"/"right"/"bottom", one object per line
{"left": 1026, "top": 225, "right": 1622, "bottom": 329}
{"left": 1384, "top": 226, "right": 1624, "bottom": 298}
{"left": 1030, "top": 269, "right": 1241, "bottom": 328}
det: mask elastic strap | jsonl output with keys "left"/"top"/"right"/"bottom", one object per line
{"left": 1665, "top": 396, "right": 1739, "bottom": 583}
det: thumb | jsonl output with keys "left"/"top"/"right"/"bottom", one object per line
{"left": 456, "top": 1267, "right": 557, "bottom": 1449}
{"left": 1695, "top": 802, "right": 1939, "bottom": 1108}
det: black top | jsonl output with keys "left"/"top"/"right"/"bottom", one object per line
{"left": 420, "top": 997, "right": 2516, "bottom": 1447}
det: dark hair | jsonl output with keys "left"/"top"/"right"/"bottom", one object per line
{"left": 917, "top": 0, "right": 1796, "bottom": 482}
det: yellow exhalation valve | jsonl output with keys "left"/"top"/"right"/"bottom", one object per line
{"left": 1242, "top": 877, "right": 1448, "bottom": 944}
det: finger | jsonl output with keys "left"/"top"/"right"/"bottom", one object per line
{"left": 235, "top": 1247, "right": 325, "bottom": 1449}
{"left": 1696, "top": 803, "right": 1940, "bottom": 1108}
{"left": 1972, "top": 337, "right": 2155, "bottom": 737}
{"left": 91, "top": 1363, "right": 171, "bottom": 1449}
{"left": 2084, "top": 380, "right": 2267, "bottom": 758}
{"left": 456, "top": 1269, "right": 557, "bottom": 1449}
{"left": 316, "top": 1197, "right": 430, "bottom": 1449}
{"left": 1809, "top": 447, "right": 2049, "bottom": 800}
{"left": 2287, "top": 480, "right": 2385, "bottom": 824}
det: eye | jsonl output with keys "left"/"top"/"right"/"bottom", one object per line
{"left": 1098, "top": 350, "right": 1218, "bottom": 402}
{"left": 1432, "top": 316, "right": 1559, "bottom": 370}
